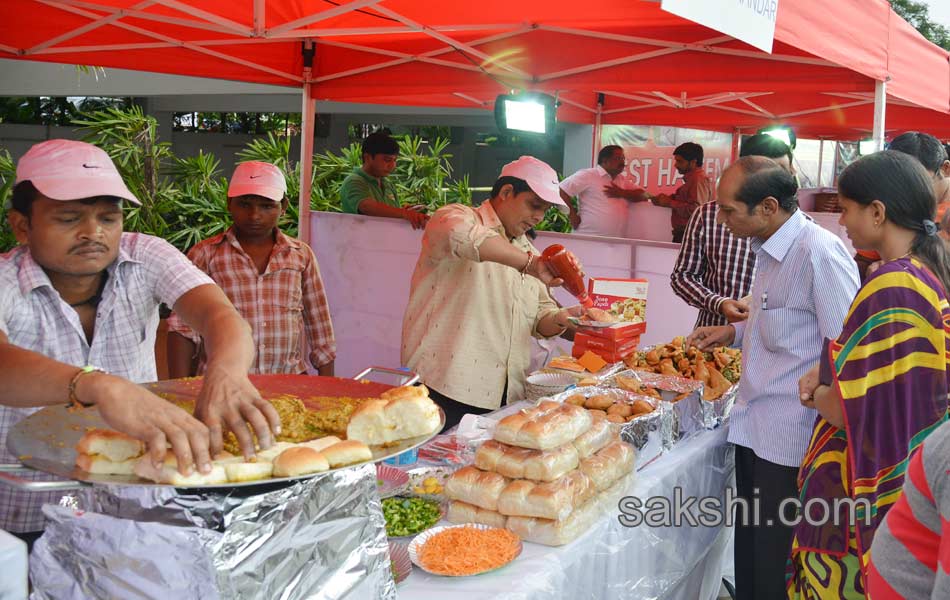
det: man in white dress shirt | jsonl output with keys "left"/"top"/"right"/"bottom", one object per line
{"left": 559, "top": 145, "right": 647, "bottom": 237}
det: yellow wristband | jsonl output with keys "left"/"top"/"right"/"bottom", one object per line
{"left": 68, "top": 366, "right": 105, "bottom": 408}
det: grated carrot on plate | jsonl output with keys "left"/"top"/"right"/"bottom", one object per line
{"left": 418, "top": 526, "right": 521, "bottom": 576}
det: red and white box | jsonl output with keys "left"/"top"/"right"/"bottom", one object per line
{"left": 581, "top": 277, "right": 649, "bottom": 339}
{"left": 571, "top": 331, "right": 640, "bottom": 362}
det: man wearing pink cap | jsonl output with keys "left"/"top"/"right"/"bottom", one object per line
{"left": 401, "top": 156, "right": 578, "bottom": 430}
{"left": 166, "top": 161, "right": 336, "bottom": 377}
{"left": 0, "top": 140, "right": 281, "bottom": 538}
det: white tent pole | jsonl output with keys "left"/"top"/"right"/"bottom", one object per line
{"left": 299, "top": 41, "right": 315, "bottom": 245}
{"left": 872, "top": 79, "right": 887, "bottom": 151}
{"left": 817, "top": 139, "right": 824, "bottom": 187}
{"left": 591, "top": 96, "right": 603, "bottom": 168}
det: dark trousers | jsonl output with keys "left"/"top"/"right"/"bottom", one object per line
{"left": 734, "top": 444, "right": 799, "bottom": 600}
{"left": 12, "top": 529, "right": 42, "bottom": 553}
{"left": 428, "top": 387, "right": 498, "bottom": 432}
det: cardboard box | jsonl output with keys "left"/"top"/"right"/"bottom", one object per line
{"left": 573, "top": 331, "right": 641, "bottom": 353}
{"left": 572, "top": 332, "right": 641, "bottom": 363}
{"left": 588, "top": 278, "right": 648, "bottom": 324}
{"left": 576, "top": 321, "right": 646, "bottom": 341}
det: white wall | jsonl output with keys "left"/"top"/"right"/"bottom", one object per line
{"left": 562, "top": 123, "right": 594, "bottom": 176}
{"left": 309, "top": 212, "right": 697, "bottom": 379}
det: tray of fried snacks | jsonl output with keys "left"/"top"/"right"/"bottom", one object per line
{"left": 622, "top": 336, "right": 741, "bottom": 398}
{"left": 615, "top": 351, "right": 739, "bottom": 431}
{"left": 548, "top": 387, "right": 673, "bottom": 469}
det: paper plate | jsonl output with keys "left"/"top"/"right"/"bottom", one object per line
{"left": 376, "top": 464, "right": 410, "bottom": 499}
{"left": 389, "top": 541, "right": 413, "bottom": 584}
{"left": 408, "top": 523, "right": 523, "bottom": 577}
{"left": 567, "top": 317, "right": 616, "bottom": 328}
{"left": 526, "top": 372, "right": 576, "bottom": 387}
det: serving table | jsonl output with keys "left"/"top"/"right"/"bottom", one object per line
{"left": 401, "top": 425, "right": 735, "bottom": 600}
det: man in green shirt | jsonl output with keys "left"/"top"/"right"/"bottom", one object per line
{"left": 339, "top": 131, "right": 429, "bottom": 229}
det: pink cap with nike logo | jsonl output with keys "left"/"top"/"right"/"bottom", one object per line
{"left": 228, "top": 161, "right": 287, "bottom": 202}
{"left": 500, "top": 155, "right": 567, "bottom": 209}
{"left": 15, "top": 139, "right": 141, "bottom": 205}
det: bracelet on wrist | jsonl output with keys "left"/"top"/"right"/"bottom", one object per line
{"left": 68, "top": 365, "right": 105, "bottom": 408}
{"left": 520, "top": 252, "right": 535, "bottom": 280}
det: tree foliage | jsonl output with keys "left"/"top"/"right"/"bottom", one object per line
{"left": 891, "top": 0, "right": 950, "bottom": 50}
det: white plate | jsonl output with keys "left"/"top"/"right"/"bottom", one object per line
{"left": 525, "top": 372, "right": 576, "bottom": 387}
{"left": 408, "top": 523, "right": 523, "bottom": 577}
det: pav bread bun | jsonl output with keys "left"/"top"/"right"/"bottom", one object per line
{"left": 300, "top": 436, "right": 341, "bottom": 453}
{"left": 273, "top": 446, "right": 330, "bottom": 477}
{"left": 134, "top": 455, "right": 228, "bottom": 486}
{"left": 346, "top": 385, "right": 441, "bottom": 445}
{"left": 76, "top": 429, "right": 144, "bottom": 462}
{"left": 321, "top": 440, "right": 373, "bottom": 467}
{"left": 75, "top": 453, "right": 137, "bottom": 475}
{"left": 224, "top": 461, "right": 274, "bottom": 483}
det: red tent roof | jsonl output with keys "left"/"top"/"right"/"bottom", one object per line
{"left": 1, "top": 0, "right": 947, "bottom": 139}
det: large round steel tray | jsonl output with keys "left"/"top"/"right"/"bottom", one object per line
{"left": 6, "top": 374, "right": 442, "bottom": 490}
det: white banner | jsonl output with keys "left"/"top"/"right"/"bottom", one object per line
{"left": 661, "top": 0, "right": 779, "bottom": 53}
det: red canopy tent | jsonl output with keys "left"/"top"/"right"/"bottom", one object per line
{"left": 2, "top": 0, "right": 948, "bottom": 237}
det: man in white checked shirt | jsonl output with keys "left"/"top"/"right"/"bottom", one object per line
{"left": 689, "top": 156, "right": 859, "bottom": 600}
{"left": 0, "top": 140, "right": 281, "bottom": 541}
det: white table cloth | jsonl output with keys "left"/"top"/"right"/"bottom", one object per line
{"left": 400, "top": 426, "right": 735, "bottom": 600}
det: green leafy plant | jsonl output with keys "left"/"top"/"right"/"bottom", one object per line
{"left": 0, "top": 149, "right": 17, "bottom": 251}
{"left": 0, "top": 112, "right": 477, "bottom": 252}
{"left": 73, "top": 105, "right": 177, "bottom": 239}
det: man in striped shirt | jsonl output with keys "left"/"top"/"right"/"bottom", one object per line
{"left": 670, "top": 134, "right": 794, "bottom": 328}
{"left": 867, "top": 419, "right": 950, "bottom": 599}
{"left": 689, "top": 156, "right": 859, "bottom": 600}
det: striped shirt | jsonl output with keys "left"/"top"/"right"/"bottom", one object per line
{"left": 167, "top": 227, "right": 335, "bottom": 374}
{"left": 0, "top": 233, "right": 213, "bottom": 532}
{"left": 867, "top": 418, "right": 950, "bottom": 599}
{"left": 729, "top": 210, "right": 860, "bottom": 468}
{"left": 670, "top": 202, "right": 756, "bottom": 328}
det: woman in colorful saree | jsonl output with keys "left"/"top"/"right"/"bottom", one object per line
{"left": 787, "top": 150, "right": 950, "bottom": 599}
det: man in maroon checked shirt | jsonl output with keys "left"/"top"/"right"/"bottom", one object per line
{"left": 650, "top": 142, "right": 714, "bottom": 243}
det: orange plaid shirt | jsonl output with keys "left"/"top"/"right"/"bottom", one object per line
{"left": 168, "top": 227, "right": 335, "bottom": 374}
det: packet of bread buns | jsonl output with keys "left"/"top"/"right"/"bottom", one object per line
{"left": 493, "top": 400, "right": 593, "bottom": 451}
{"left": 446, "top": 501, "right": 509, "bottom": 529}
{"left": 474, "top": 439, "right": 579, "bottom": 482}
{"left": 505, "top": 472, "right": 631, "bottom": 546}
{"left": 496, "top": 469, "right": 595, "bottom": 521}
{"left": 444, "top": 465, "right": 509, "bottom": 511}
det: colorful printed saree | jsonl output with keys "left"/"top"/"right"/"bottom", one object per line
{"left": 787, "top": 257, "right": 950, "bottom": 599}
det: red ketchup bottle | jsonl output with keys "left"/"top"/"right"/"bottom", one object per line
{"left": 540, "top": 244, "right": 593, "bottom": 308}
